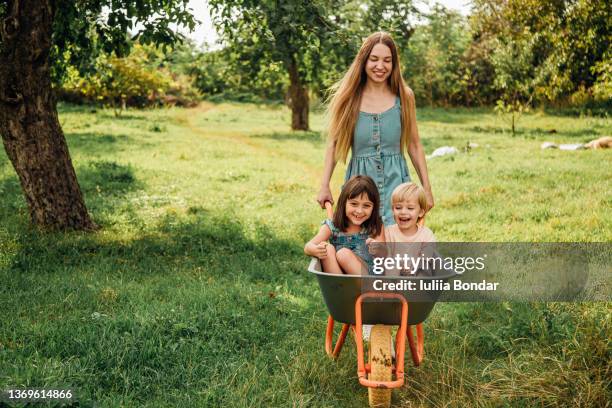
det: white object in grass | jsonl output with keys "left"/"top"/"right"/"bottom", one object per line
{"left": 559, "top": 143, "right": 585, "bottom": 150}
{"left": 427, "top": 146, "right": 459, "bottom": 159}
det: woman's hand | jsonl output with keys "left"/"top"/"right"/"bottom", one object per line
{"left": 318, "top": 137, "right": 337, "bottom": 208}
{"left": 317, "top": 185, "right": 334, "bottom": 208}
{"left": 424, "top": 188, "right": 434, "bottom": 213}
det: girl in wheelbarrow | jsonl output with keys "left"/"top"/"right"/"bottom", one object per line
{"left": 304, "top": 175, "right": 384, "bottom": 275}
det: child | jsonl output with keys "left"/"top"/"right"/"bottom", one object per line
{"left": 305, "top": 175, "right": 384, "bottom": 275}
{"left": 383, "top": 182, "right": 436, "bottom": 276}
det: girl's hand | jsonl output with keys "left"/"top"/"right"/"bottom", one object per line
{"left": 317, "top": 185, "right": 333, "bottom": 208}
{"left": 316, "top": 242, "right": 330, "bottom": 259}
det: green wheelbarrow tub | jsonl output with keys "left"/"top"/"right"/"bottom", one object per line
{"left": 308, "top": 258, "right": 456, "bottom": 325}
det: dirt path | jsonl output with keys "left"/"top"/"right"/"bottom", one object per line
{"left": 177, "top": 102, "right": 323, "bottom": 177}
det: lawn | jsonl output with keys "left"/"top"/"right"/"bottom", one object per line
{"left": 0, "top": 102, "right": 610, "bottom": 407}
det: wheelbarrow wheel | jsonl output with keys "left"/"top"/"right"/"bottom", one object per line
{"left": 368, "top": 325, "right": 392, "bottom": 408}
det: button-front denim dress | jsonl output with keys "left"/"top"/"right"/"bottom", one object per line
{"left": 345, "top": 96, "right": 411, "bottom": 226}
{"left": 322, "top": 219, "right": 373, "bottom": 273}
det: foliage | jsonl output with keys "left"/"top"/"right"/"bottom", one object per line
{"left": 589, "top": 55, "right": 612, "bottom": 107}
{"left": 470, "top": 0, "right": 611, "bottom": 108}
{"left": 490, "top": 34, "right": 536, "bottom": 135}
{"left": 206, "top": 0, "right": 422, "bottom": 104}
{"left": 60, "top": 44, "right": 200, "bottom": 113}
{"left": 18, "top": 0, "right": 197, "bottom": 84}
{"left": 402, "top": 5, "right": 470, "bottom": 107}
{"left": 188, "top": 47, "right": 289, "bottom": 102}
{"left": 6, "top": 0, "right": 609, "bottom": 110}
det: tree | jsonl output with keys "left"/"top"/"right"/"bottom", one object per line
{"left": 402, "top": 4, "right": 470, "bottom": 107}
{"left": 208, "top": 0, "right": 423, "bottom": 130}
{"left": 470, "top": 0, "right": 611, "bottom": 106}
{"left": 0, "top": 0, "right": 195, "bottom": 230}
{"left": 209, "top": 0, "right": 344, "bottom": 131}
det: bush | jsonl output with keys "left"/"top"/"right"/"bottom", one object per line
{"left": 60, "top": 44, "right": 201, "bottom": 113}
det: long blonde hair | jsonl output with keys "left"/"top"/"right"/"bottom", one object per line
{"left": 326, "top": 32, "right": 413, "bottom": 163}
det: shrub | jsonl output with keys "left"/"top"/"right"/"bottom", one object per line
{"left": 60, "top": 44, "right": 201, "bottom": 114}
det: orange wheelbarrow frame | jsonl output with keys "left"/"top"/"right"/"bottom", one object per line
{"left": 321, "top": 201, "right": 424, "bottom": 389}
{"left": 325, "top": 295, "right": 424, "bottom": 389}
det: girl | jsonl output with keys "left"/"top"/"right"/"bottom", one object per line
{"left": 305, "top": 175, "right": 383, "bottom": 275}
{"left": 317, "top": 31, "right": 434, "bottom": 226}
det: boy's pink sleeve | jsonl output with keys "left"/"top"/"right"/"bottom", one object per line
{"left": 424, "top": 226, "right": 436, "bottom": 242}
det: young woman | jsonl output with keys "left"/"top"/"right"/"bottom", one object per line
{"left": 317, "top": 31, "right": 434, "bottom": 225}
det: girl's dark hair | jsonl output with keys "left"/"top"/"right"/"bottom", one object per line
{"left": 333, "top": 175, "right": 383, "bottom": 237}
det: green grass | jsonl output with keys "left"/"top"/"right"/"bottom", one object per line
{"left": 0, "top": 102, "right": 610, "bottom": 407}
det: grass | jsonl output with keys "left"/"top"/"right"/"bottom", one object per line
{"left": 0, "top": 101, "right": 610, "bottom": 407}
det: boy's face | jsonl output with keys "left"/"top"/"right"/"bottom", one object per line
{"left": 345, "top": 193, "right": 374, "bottom": 227}
{"left": 392, "top": 195, "right": 424, "bottom": 231}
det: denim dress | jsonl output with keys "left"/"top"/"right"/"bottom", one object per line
{"left": 323, "top": 219, "right": 373, "bottom": 274}
{"left": 345, "top": 96, "right": 411, "bottom": 226}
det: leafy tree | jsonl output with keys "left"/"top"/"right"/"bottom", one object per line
{"left": 208, "top": 0, "right": 424, "bottom": 128}
{"left": 402, "top": 5, "right": 470, "bottom": 107}
{"left": 470, "top": 0, "right": 611, "bottom": 107}
{"left": 208, "top": 0, "right": 344, "bottom": 130}
{"left": 0, "top": 0, "right": 195, "bottom": 230}
{"left": 491, "top": 34, "right": 535, "bottom": 136}
{"left": 591, "top": 55, "right": 612, "bottom": 106}
{"left": 188, "top": 47, "right": 288, "bottom": 102}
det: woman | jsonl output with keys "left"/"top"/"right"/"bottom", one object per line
{"left": 317, "top": 31, "right": 434, "bottom": 225}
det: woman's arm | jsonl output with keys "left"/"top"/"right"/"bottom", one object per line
{"left": 304, "top": 225, "right": 333, "bottom": 258}
{"left": 317, "top": 138, "right": 337, "bottom": 207}
{"left": 405, "top": 87, "right": 434, "bottom": 212}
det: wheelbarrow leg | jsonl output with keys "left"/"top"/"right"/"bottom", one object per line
{"left": 407, "top": 323, "right": 424, "bottom": 366}
{"left": 325, "top": 315, "right": 350, "bottom": 359}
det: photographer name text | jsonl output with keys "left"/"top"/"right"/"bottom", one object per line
{"left": 373, "top": 279, "right": 499, "bottom": 291}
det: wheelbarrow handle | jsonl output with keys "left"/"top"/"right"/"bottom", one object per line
{"left": 324, "top": 201, "right": 334, "bottom": 219}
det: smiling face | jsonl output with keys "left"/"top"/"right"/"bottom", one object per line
{"left": 392, "top": 195, "right": 425, "bottom": 234}
{"left": 345, "top": 192, "right": 374, "bottom": 228}
{"left": 365, "top": 43, "right": 393, "bottom": 84}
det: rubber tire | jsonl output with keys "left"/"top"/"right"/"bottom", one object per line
{"left": 368, "top": 325, "right": 392, "bottom": 408}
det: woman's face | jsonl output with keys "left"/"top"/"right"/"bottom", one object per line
{"left": 365, "top": 43, "right": 393, "bottom": 83}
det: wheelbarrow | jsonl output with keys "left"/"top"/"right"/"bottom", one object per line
{"left": 308, "top": 202, "right": 455, "bottom": 407}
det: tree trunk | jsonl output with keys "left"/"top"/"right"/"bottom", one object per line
{"left": 287, "top": 57, "right": 309, "bottom": 131}
{"left": 0, "top": 0, "right": 97, "bottom": 230}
